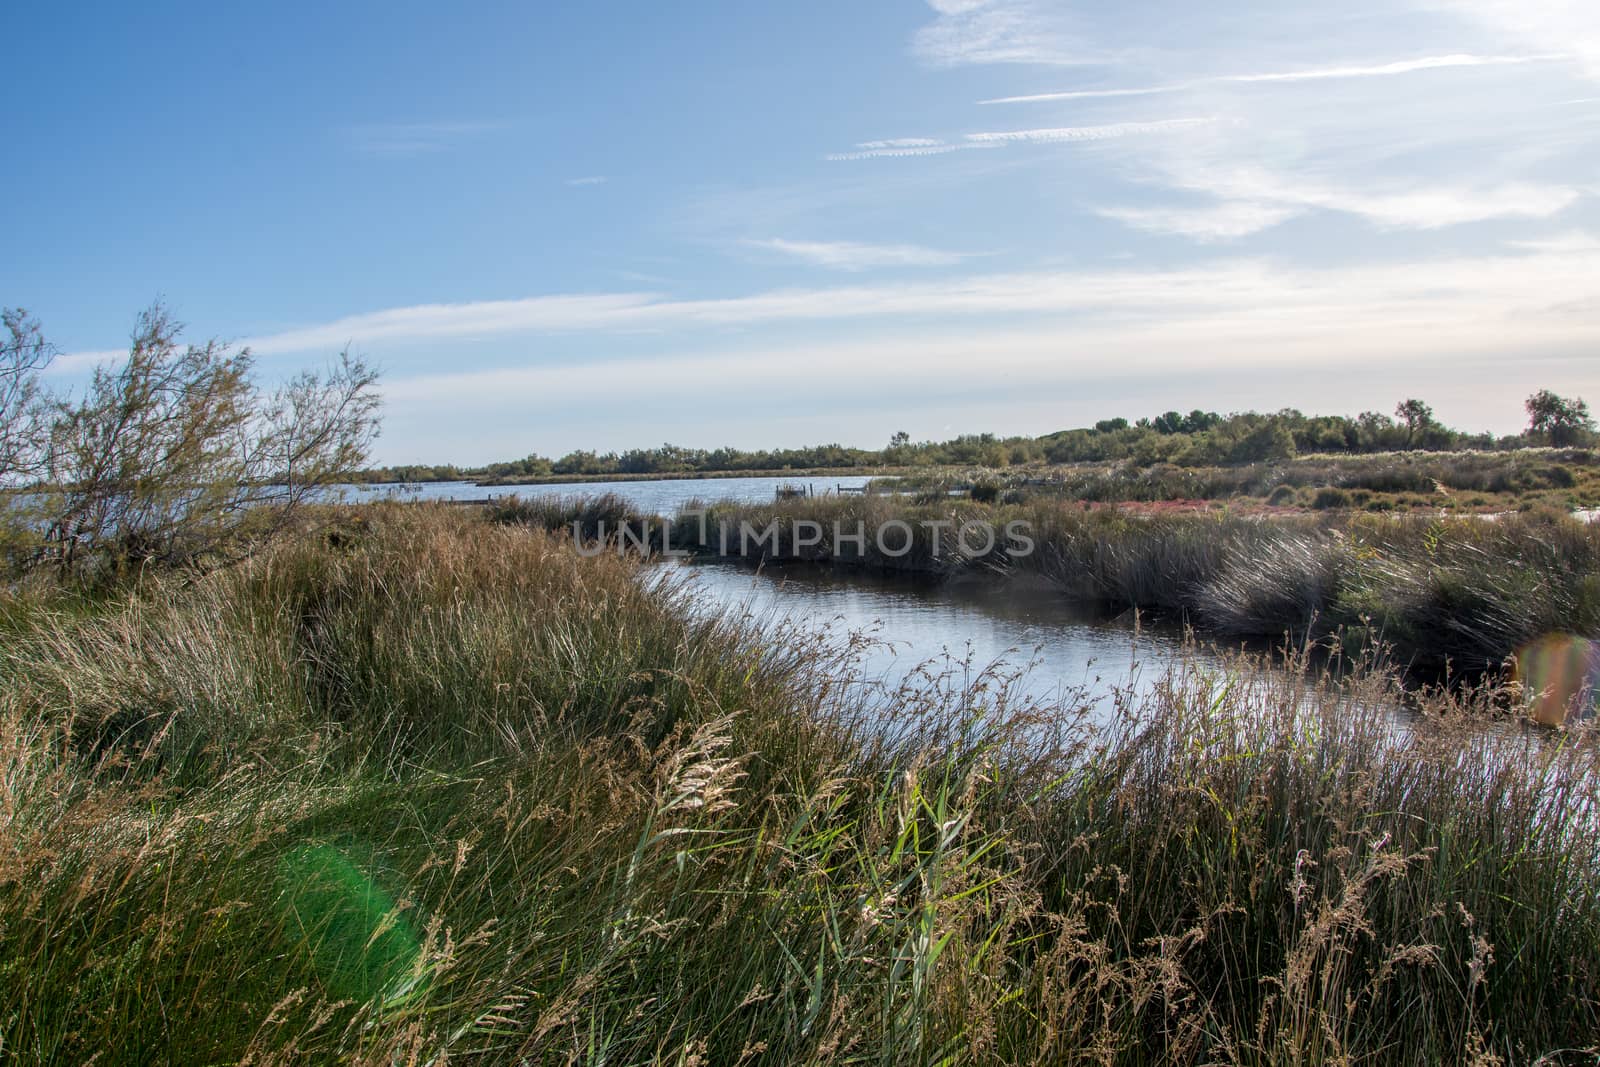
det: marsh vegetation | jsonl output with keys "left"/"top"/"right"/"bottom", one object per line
{"left": 551, "top": 494, "right": 1600, "bottom": 674}
{"left": 3, "top": 505, "right": 1596, "bottom": 1063}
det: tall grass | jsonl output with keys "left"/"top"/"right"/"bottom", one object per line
{"left": 484, "top": 491, "right": 652, "bottom": 543}
{"left": 680, "top": 497, "right": 1600, "bottom": 669}
{"left": 1, "top": 504, "right": 1597, "bottom": 1063}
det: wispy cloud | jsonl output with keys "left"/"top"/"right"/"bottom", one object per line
{"left": 1306, "top": 182, "right": 1582, "bottom": 228}
{"left": 43, "top": 349, "right": 124, "bottom": 376}
{"left": 981, "top": 86, "right": 1171, "bottom": 105}
{"left": 912, "top": 0, "right": 1101, "bottom": 68}
{"left": 948, "top": 8, "right": 1594, "bottom": 243}
{"left": 566, "top": 176, "right": 608, "bottom": 186}
{"left": 1507, "top": 231, "right": 1600, "bottom": 253}
{"left": 1097, "top": 202, "right": 1304, "bottom": 241}
{"left": 245, "top": 294, "right": 662, "bottom": 355}
{"left": 369, "top": 240, "right": 1600, "bottom": 450}
{"left": 857, "top": 138, "right": 946, "bottom": 149}
{"left": 743, "top": 238, "right": 972, "bottom": 270}
{"left": 1124, "top": 165, "right": 1584, "bottom": 233}
{"left": 965, "top": 117, "right": 1218, "bottom": 144}
{"left": 1427, "top": 0, "right": 1600, "bottom": 81}
{"left": 237, "top": 236, "right": 1600, "bottom": 359}
{"left": 1225, "top": 52, "right": 1560, "bottom": 83}
{"left": 825, "top": 139, "right": 980, "bottom": 161}
{"left": 980, "top": 53, "right": 1559, "bottom": 104}
{"left": 345, "top": 120, "right": 506, "bottom": 156}
{"left": 829, "top": 118, "right": 1215, "bottom": 162}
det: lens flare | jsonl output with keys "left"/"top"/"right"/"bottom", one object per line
{"left": 277, "top": 844, "right": 425, "bottom": 1008}
{"left": 1515, "top": 634, "right": 1600, "bottom": 726}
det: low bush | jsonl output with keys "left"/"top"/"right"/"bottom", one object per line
{"left": 1311, "top": 487, "right": 1350, "bottom": 509}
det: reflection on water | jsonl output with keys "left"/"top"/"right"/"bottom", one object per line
{"left": 334, "top": 476, "right": 873, "bottom": 514}
{"left": 674, "top": 560, "right": 1224, "bottom": 713}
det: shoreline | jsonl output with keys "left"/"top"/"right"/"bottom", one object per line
{"left": 494, "top": 494, "right": 1600, "bottom": 677}
{"left": 470, "top": 466, "right": 901, "bottom": 486}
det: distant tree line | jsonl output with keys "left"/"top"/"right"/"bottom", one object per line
{"left": 362, "top": 392, "right": 1594, "bottom": 483}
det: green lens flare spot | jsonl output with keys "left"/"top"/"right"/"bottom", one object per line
{"left": 277, "top": 843, "right": 425, "bottom": 1009}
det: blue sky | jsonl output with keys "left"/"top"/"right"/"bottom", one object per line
{"left": 6, "top": 0, "right": 1599, "bottom": 465}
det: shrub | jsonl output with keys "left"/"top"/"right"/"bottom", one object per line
{"left": 487, "top": 492, "right": 649, "bottom": 543}
{"left": 1194, "top": 533, "right": 1349, "bottom": 637}
{"left": 1544, "top": 465, "right": 1577, "bottom": 488}
{"left": 1312, "top": 487, "right": 1351, "bottom": 509}
{"left": 3, "top": 303, "right": 380, "bottom": 581}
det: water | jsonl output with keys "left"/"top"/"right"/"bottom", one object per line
{"left": 336, "top": 478, "right": 1600, "bottom": 524}
{"left": 340, "top": 476, "right": 1224, "bottom": 712}
{"left": 328, "top": 474, "right": 1490, "bottom": 722}
{"left": 672, "top": 560, "right": 1225, "bottom": 714}
{"left": 333, "top": 476, "right": 873, "bottom": 514}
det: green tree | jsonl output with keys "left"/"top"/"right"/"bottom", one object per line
{"left": 27, "top": 303, "right": 380, "bottom": 577}
{"left": 1525, "top": 390, "right": 1595, "bottom": 447}
{"left": 1228, "top": 421, "right": 1296, "bottom": 464}
{"left": 0, "top": 309, "right": 57, "bottom": 561}
{"left": 0, "top": 309, "right": 53, "bottom": 487}
{"left": 1394, "top": 398, "right": 1434, "bottom": 449}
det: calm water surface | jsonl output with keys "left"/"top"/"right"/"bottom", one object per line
{"left": 336, "top": 476, "right": 873, "bottom": 513}
{"left": 671, "top": 561, "right": 1225, "bottom": 713}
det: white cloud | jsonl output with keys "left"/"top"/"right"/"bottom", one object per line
{"left": 241, "top": 239, "right": 1600, "bottom": 360}
{"left": 1507, "top": 231, "right": 1600, "bottom": 253}
{"left": 856, "top": 138, "right": 946, "bottom": 149}
{"left": 1143, "top": 165, "right": 1583, "bottom": 231}
{"left": 911, "top": 0, "right": 1099, "bottom": 67}
{"left": 979, "top": 53, "right": 1557, "bottom": 105}
{"left": 1223, "top": 52, "right": 1559, "bottom": 83}
{"left": 912, "top": 0, "right": 1595, "bottom": 249}
{"left": 1096, "top": 202, "right": 1304, "bottom": 241}
{"left": 744, "top": 238, "right": 971, "bottom": 270}
{"left": 43, "top": 349, "right": 124, "bottom": 376}
{"left": 566, "top": 176, "right": 608, "bottom": 187}
{"left": 1103, "top": 174, "right": 1582, "bottom": 240}
{"left": 981, "top": 86, "right": 1173, "bottom": 105}
{"left": 245, "top": 294, "right": 663, "bottom": 355}
{"left": 835, "top": 118, "right": 1216, "bottom": 163}
{"left": 1314, "top": 182, "right": 1582, "bottom": 228}
{"left": 374, "top": 241, "right": 1600, "bottom": 432}
{"left": 965, "top": 117, "right": 1218, "bottom": 144}
{"left": 825, "top": 143, "right": 971, "bottom": 161}
{"left": 1427, "top": 0, "right": 1600, "bottom": 80}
